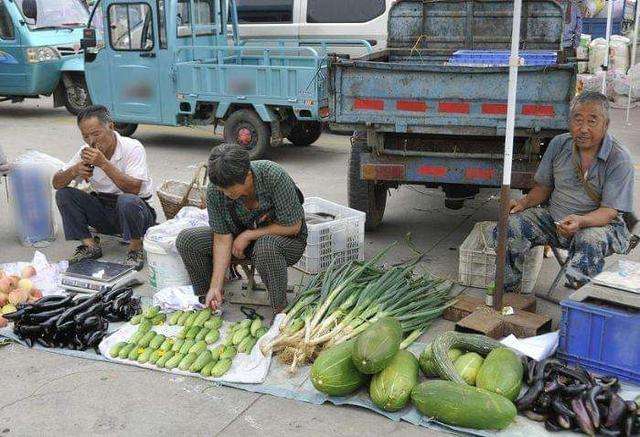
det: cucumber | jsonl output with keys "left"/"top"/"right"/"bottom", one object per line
{"left": 128, "top": 346, "right": 145, "bottom": 361}
{"left": 184, "top": 311, "right": 198, "bottom": 327}
{"left": 193, "top": 308, "right": 212, "bottom": 327}
{"left": 250, "top": 318, "right": 262, "bottom": 337}
{"left": 142, "top": 306, "right": 160, "bottom": 319}
{"left": 137, "top": 348, "right": 154, "bottom": 364}
{"left": 159, "top": 338, "right": 174, "bottom": 352}
{"left": 177, "top": 311, "right": 191, "bottom": 326}
{"left": 370, "top": 350, "right": 419, "bottom": 412}
{"left": 189, "top": 350, "right": 212, "bottom": 373}
{"left": 411, "top": 380, "right": 517, "bottom": 430}
{"left": 222, "top": 335, "right": 234, "bottom": 347}
{"left": 138, "top": 320, "right": 153, "bottom": 334}
{"left": 151, "top": 314, "right": 166, "bottom": 325}
{"left": 149, "top": 333, "right": 166, "bottom": 350}
{"left": 149, "top": 349, "right": 166, "bottom": 365}
{"left": 109, "top": 341, "right": 128, "bottom": 358}
{"left": 237, "top": 336, "right": 256, "bottom": 354}
{"left": 129, "top": 329, "right": 146, "bottom": 345}
{"left": 169, "top": 311, "right": 183, "bottom": 325}
{"left": 254, "top": 327, "right": 268, "bottom": 339}
{"left": 156, "top": 350, "right": 175, "bottom": 368}
{"left": 195, "top": 327, "right": 210, "bottom": 342}
{"left": 200, "top": 360, "right": 216, "bottom": 377}
{"left": 118, "top": 343, "right": 136, "bottom": 359}
{"left": 232, "top": 328, "right": 250, "bottom": 345}
{"left": 419, "top": 344, "right": 463, "bottom": 378}
{"left": 210, "top": 345, "right": 223, "bottom": 361}
{"left": 220, "top": 345, "right": 236, "bottom": 359}
{"left": 352, "top": 317, "right": 402, "bottom": 374}
{"left": 171, "top": 338, "right": 185, "bottom": 353}
{"left": 311, "top": 340, "right": 366, "bottom": 397}
{"left": 177, "top": 326, "right": 189, "bottom": 340}
{"left": 185, "top": 326, "right": 201, "bottom": 340}
{"left": 204, "top": 329, "right": 220, "bottom": 345}
{"left": 239, "top": 319, "right": 252, "bottom": 330}
{"left": 130, "top": 314, "right": 142, "bottom": 325}
{"left": 475, "top": 348, "right": 523, "bottom": 402}
{"left": 454, "top": 352, "right": 484, "bottom": 386}
{"left": 210, "top": 358, "right": 233, "bottom": 378}
{"left": 178, "top": 352, "right": 198, "bottom": 371}
{"left": 179, "top": 340, "right": 195, "bottom": 355}
{"left": 432, "top": 332, "right": 501, "bottom": 384}
{"left": 138, "top": 331, "right": 157, "bottom": 348}
{"left": 189, "top": 340, "right": 208, "bottom": 355}
{"left": 204, "top": 316, "right": 223, "bottom": 330}
{"left": 165, "top": 353, "right": 184, "bottom": 370}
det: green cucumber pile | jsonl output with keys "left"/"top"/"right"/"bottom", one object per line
{"left": 311, "top": 322, "right": 523, "bottom": 431}
{"left": 108, "top": 306, "right": 268, "bottom": 379}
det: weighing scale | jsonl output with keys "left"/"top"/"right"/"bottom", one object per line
{"left": 60, "top": 259, "right": 137, "bottom": 294}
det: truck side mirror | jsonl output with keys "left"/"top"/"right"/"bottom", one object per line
{"left": 22, "top": 0, "right": 37, "bottom": 20}
{"left": 81, "top": 27, "right": 97, "bottom": 49}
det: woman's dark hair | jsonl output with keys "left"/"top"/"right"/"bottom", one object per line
{"left": 208, "top": 144, "right": 251, "bottom": 188}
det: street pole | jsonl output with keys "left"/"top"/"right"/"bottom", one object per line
{"left": 626, "top": 0, "right": 640, "bottom": 124}
{"left": 494, "top": 0, "right": 523, "bottom": 311}
{"left": 602, "top": 0, "right": 614, "bottom": 93}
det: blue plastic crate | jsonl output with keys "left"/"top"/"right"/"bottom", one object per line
{"left": 448, "top": 50, "right": 557, "bottom": 66}
{"left": 558, "top": 298, "right": 640, "bottom": 384}
{"left": 582, "top": 18, "right": 624, "bottom": 39}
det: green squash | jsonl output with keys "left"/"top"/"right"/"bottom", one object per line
{"left": 370, "top": 350, "right": 419, "bottom": 412}
{"left": 311, "top": 340, "right": 367, "bottom": 397}
{"left": 351, "top": 317, "right": 402, "bottom": 374}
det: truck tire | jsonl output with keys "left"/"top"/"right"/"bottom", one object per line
{"left": 63, "top": 75, "right": 92, "bottom": 115}
{"left": 223, "top": 109, "right": 271, "bottom": 160}
{"left": 114, "top": 123, "right": 138, "bottom": 137}
{"left": 286, "top": 121, "right": 323, "bottom": 147}
{"left": 348, "top": 134, "right": 387, "bottom": 231}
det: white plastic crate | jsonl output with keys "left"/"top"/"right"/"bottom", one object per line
{"left": 458, "top": 221, "right": 544, "bottom": 292}
{"left": 296, "top": 197, "right": 365, "bottom": 274}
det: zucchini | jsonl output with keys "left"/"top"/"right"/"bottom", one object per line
{"left": 193, "top": 308, "right": 212, "bottom": 327}
{"left": 204, "top": 329, "right": 220, "bottom": 345}
{"left": 159, "top": 338, "right": 174, "bottom": 352}
{"left": 176, "top": 326, "right": 189, "bottom": 340}
{"left": 210, "top": 358, "right": 233, "bottom": 378}
{"left": 204, "top": 316, "right": 223, "bottom": 330}
{"left": 239, "top": 319, "right": 252, "bottom": 330}
{"left": 475, "top": 348, "right": 523, "bottom": 402}
{"left": 237, "top": 336, "right": 256, "bottom": 354}
{"left": 129, "top": 314, "right": 142, "bottom": 325}
{"left": 419, "top": 344, "right": 463, "bottom": 378}
{"left": 220, "top": 345, "right": 236, "bottom": 359}
{"left": 311, "top": 340, "right": 367, "bottom": 397}
{"left": 210, "top": 345, "right": 223, "bottom": 361}
{"left": 137, "top": 331, "right": 157, "bottom": 348}
{"left": 109, "top": 341, "right": 128, "bottom": 358}
{"left": 128, "top": 346, "right": 145, "bottom": 361}
{"left": 352, "top": 317, "right": 402, "bottom": 374}
{"left": 254, "top": 327, "right": 268, "bottom": 339}
{"left": 142, "top": 306, "right": 160, "bottom": 319}
{"left": 137, "top": 348, "right": 154, "bottom": 364}
{"left": 149, "top": 349, "right": 166, "bottom": 365}
{"left": 232, "top": 328, "right": 250, "bottom": 345}
{"left": 151, "top": 314, "right": 166, "bottom": 325}
{"left": 168, "top": 311, "right": 183, "bottom": 325}
{"left": 454, "top": 352, "right": 484, "bottom": 386}
{"left": 411, "top": 380, "right": 516, "bottom": 430}
{"left": 195, "top": 327, "right": 210, "bottom": 342}
{"left": 184, "top": 311, "right": 198, "bottom": 327}
{"left": 432, "top": 332, "right": 501, "bottom": 385}
{"left": 370, "top": 350, "right": 419, "bottom": 412}
{"left": 156, "top": 350, "right": 175, "bottom": 368}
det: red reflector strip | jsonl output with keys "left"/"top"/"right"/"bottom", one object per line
{"left": 396, "top": 100, "right": 427, "bottom": 112}
{"left": 438, "top": 102, "right": 470, "bottom": 114}
{"left": 362, "top": 164, "right": 405, "bottom": 180}
{"left": 481, "top": 103, "right": 508, "bottom": 115}
{"left": 465, "top": 168, "right": 495, "bottom": 181}
{"left": 522, "top": 104, "right": 555, "bottom": 117}
{"left": 418, "top": 165, "right": 447, "bottom": 177}
{"left": 354, "top": 98, "right": 384, "bottom": 111}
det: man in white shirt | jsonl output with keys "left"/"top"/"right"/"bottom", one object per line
{"left": 52, "top": 105, "right": 155, "bottom": 270}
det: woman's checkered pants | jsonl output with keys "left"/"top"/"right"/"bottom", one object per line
{"left": 176, "top": 227, "right": 306, "bottom": 310}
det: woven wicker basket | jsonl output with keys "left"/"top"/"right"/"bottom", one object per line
{"left": 157, "top": 164, "right": 207, "bottom": 220}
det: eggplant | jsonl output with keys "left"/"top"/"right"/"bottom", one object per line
{"left": 524, "top": 410, "right": 547, "bottom": 422}
{"left": 102, "top": 287, "right": 131, "bottom": 303}
{"left": 85, "top": 330, "right": 106, "bottom": 347}
{"left": 517, "top": 379, "right": 545, "bottom": 411}
{"left": 553, "top": 365, "right": 592, "bottom": 386}
{"left": 25, "top": 306, "right": 67, "bottom": 323}
{"left": 15, "top": 324, "right": 45, "bottom": 336}
{"left": 537, "top": 393, "right": 553, "bottom": 411}
{"left": 55, "top": 296, "right": 99, "bottom": 328}
{"left": 3, "top": 308, "right": 28, "bottom": 321}
{"left": 560, "top": 382, "right": 590, "bottom": 397}
{"left": 80, "top": 316, "right": 101, "bottom": 332}
{"left": 605, "top": 394, "right": 628, "bottom": 429}
{"left": 545, "top": 419, "right": 562, "bottom": 432}
{"left": 572, "top": 397, "right": 596, "bottom": 436}
{"left": 537, "top": 359, "right": 563, "bottom": 380}
{"left": 557, "top": 414, "right": 572, "bottom": 430}
{"left": 600, "top": 427, "right": 622, "bottom": 436}
{"left": 624, "top": 415, "right": 634, "bottom": 437}
{"left": 29, "top": 294, "right": 74, "bottom": 312}
{"left": 527, "top": 358, "right": 538, "bottom": 385}
{"left": 552, "top": 395, "right": 576, "bottom": 418}
{"left": 586, "top": 386, "right": 603, "bottom": 429}
{"left": 74, "top": 303, "right": 104, "bottom": 325}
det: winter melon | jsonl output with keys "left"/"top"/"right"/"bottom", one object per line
{"left": 311, "top": 340, "right": 367, "bottom": 396}
{"left": 352, "top": 317, "right": 402, "bottom": 374}
{"left": 370, "top": 350, "right": 419, "bottom": 412}
{"left": 419, "top": 344, "right": 463, "bottom": 378}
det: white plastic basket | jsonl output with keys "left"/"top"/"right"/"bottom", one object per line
{"left": 458, "top": 221, "right": 543, "bottom": 292}
{"left": 296, "top": 197, "right": 366, "bottom": 274}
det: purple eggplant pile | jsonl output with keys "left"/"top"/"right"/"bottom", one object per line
{"left": 517, "top": 358, "right": 640, "bottom": 436}
{"left": 4, "top": 287, "right": 141, "bottom": 352}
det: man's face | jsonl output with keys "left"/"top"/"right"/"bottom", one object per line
{"left": 569, "top": 102, "right": 609, "bottom": 150}
{"left": 218, "top": 173, "right": 251, "bottom": 200}
{"left": 79, "top": 117, "right": 114, "bottom": 152}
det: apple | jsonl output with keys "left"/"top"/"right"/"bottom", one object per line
{"left": 0, "top": 277, "right": 10, "bottom": 294}
{"left": 8, "top": 276, "right": 20, "bottom": 289}
{"left": 21, "top": 266, "right": 37, "bottom": 279}
{"left": 0, "top": 292, "right": 7, "bottom": 307}
{"left": 0, "top": 315, "right": 7, "bottom": 328}
{"left": 30, "top": 288, "right": 43, "bottom": 300}
{"left": 18, "top": 278, "right": 33, "bottom": 293}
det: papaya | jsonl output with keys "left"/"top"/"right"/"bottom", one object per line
{"left": 239, "top": 319, "right": 252, "bottom": 330}
{"left": 352, "top": 317, "right": 402, "bottom": 374}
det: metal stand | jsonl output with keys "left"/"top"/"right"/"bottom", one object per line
{"left": 224, "top": 262, "right": 295, "bottom": 307}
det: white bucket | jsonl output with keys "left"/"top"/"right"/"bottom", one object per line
{"left": 144, "top": 237, "right": 191, "bottom": 292}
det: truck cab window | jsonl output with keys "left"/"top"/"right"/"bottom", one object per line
{"left": 235, "top": 0, "right": 293, "bottom": 23}
{"left": 0, "top": 1, "right": 15, "bottom": 39}
{"left": 307, "top": 0, "right": 385, "bottom": 23}
{"left": 177, "top": 0, "right": 216, "bottom": 37}
{"left": 108, "top": 3, "right": 154, "bottom": 51}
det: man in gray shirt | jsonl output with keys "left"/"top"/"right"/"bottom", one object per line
{"left": 496, "top": 92, "right": 634, "bottom": 290}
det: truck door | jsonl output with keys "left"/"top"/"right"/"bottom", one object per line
{"left": 105, "top": 0, "right": 162, "bottom": 122}
{"left": 0, "top": 0, "right": 26, "bottom": 94}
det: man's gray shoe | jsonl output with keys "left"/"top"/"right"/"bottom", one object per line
{"left": 69, "top": 243, "right": 103, "bottom": 264}
{"left": 126, "top": 249, "right": 144, "bottom": 271}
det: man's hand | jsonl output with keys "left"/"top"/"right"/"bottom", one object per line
{"left": 81, "top": 147, "right": 108, "bottom": 168}
{"left": 75, "top": 162, "right": 94, "bottom": 181}
{"left": 557, "top": 214, "right": 583, "bottom": 238}
{"left": 509, "top": 198, "right": 527, "bottom": 214}
{"left": 205, "top": 285, "right": 224, "bottom": 311}
{"left": 232, "top": 231, "right": 253, "bottom": 259}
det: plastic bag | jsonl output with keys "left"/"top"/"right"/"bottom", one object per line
{"left": 8, "top": 151, "right": 64, "bottom": 247}
{"left": 144, "top": 206, "right": 209, "bottom": 253}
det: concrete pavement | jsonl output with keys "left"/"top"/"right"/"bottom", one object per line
{"left": 0, "top": 97, "right": 638, "bottom": 436}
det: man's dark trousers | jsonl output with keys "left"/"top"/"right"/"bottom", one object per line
{"left": 55, "top": 187, "right": 155, "bottom": 242}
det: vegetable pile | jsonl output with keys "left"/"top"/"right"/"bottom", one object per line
{"left": 517, "top": 358, "right": 640, "bottom": 435}
{"left": 110, "top": 307, "right": 267, "bottom": 379}
{"left": 263, "top": 242, "right": 458, "bottom": 372}
{"left": 5, "top": 287, "right": 141, "bottom": 350}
